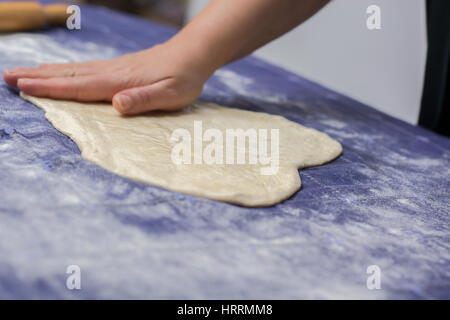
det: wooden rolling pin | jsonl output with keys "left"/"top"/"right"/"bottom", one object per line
{"left": 0, "top": 2, "right": 70, "bottom": 32}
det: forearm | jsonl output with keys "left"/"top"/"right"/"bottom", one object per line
{"left": 167, "top": 0, "right": 330, "bottom": 74}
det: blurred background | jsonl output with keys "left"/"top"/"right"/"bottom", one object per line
{"left": 69, "top": 0, "right": 428, "bottom": 125}
{"left": 81, "top": 0, "right": 188, "bottom": 27}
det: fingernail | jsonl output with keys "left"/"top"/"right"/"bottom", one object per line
{"left": 5, "top": 68, "right": 21, "bottom": 74}
{"left": 116, "top": 95, "right": 132, "bottom": 112}
{"left": 5, "top": 71, "right": 19, "bottom": 77}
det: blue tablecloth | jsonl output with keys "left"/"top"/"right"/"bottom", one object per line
{"left": 0, "top": 2, "right": 449, "bottom": 299}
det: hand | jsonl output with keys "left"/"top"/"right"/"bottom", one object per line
{"left": 3, "top": 43, "right": 213, "bottom": 115}
{"left": 4, "top": 0, "right": 330, "bottom": 116}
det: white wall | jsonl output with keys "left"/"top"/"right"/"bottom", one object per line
{"left": 185, "top": 0, "right": 428, "bottom": 124}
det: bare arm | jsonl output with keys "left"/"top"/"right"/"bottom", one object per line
{"left": 4, "top": 0, "right": 330, "bottom": 115}
{"left": 173, "top": 0, "right": 329, "bottom": 67}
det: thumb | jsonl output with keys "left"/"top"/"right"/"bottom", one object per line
{"left": 112, "top": 79, "right": 182, "bottom": 116}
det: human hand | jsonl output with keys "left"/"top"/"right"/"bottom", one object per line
{"left": 3, "top": 42, "right": 214, "bottom": 115}
{"left": 4, "top": 0, "right": 330, "bottom": 116}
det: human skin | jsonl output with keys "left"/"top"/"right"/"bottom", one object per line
{"left": 3, "top": 0, "right": 329, "bottom": 115}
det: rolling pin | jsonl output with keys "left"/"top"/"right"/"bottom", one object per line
{"left": 0, "top": 2, "right": 70, "bottom": 32}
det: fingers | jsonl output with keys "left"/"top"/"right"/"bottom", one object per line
{"left": 112, "top": 78, "right": 193, "bottom": 116}
{"left": 17, "top": 73, "right": 122, "bottom": 101}
{"left": 3, "top": 61, "right": 105, "bottom": 87}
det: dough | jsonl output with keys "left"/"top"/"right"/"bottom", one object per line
{"left": 21, "top": 92, "right": 342, "bottom": 206}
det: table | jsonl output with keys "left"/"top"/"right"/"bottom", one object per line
{"left": 0, "top": 2, "right": 449, "bottom": 299}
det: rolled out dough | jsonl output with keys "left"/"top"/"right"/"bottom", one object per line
{"left": 21, "top": 92, "right": 342, "bottom": 206}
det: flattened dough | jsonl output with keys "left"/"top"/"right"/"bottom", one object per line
{"left": 21, "top": 92, "right": 342, "bottom": 206}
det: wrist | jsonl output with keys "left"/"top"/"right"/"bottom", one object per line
{"left": 165, "top": 30, "right": 232, "bottom": 80}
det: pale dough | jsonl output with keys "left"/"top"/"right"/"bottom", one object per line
{"left": 21, "top": 92, "right": 342, "bottom": 206}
